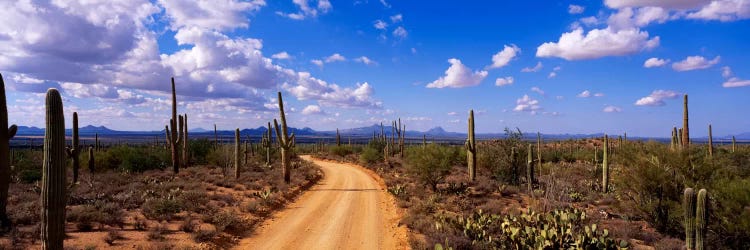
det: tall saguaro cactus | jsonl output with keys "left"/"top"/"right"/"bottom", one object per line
{"left": 695, "top": 189, "right": 707, "bottom": 250}
{"left": 602, "top": 134, "right": 609, "bottom": 193}
{"left": 465, "top": 110, "right": 476, "bottom": 181}
{"left": 732, "top": 136, "right": 736, "bottom": 153}
{"left": 707, "top": 124, "right": 713, "bottom": 157}
{"left": 88, "top": 146, "right": 95, "bottom": 174}
{"left": 273, "top": 92, "right": 296, "bottom": 184}
{"left": 262, "top": 122, "right": 272, "bottom": 166}
{"left": 165, "top": 78, "right": 181, "bottom": 173}
{"left": 682, "top": 94, "right": 690, "bottom": 149}
{"left": 183, "top": 113, "right": 189, "bottom": 167}
{"left": 536, "top": 132, "right": 542, "bottom": 168}
{"left": 527, "top": 143, "right": 534, "bottom": 193}
{"left": 336, "top": 128, "right": 341, "bottom": 146}
{"left": 67, "top": 112, "right": 80, "bottom": 184}
{"left": 684, "top": 188, "right": 696, "bottom": 249}
{"left": 0, "top": 74, "right": 18, "bottom": 231}
{"left": 234, "top": 128, "right": 240, "bottom": 178}
{"left": 42, "top": 89, "right": 67, "bottom": 249}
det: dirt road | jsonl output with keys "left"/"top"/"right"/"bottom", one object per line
{"left": 234, "top": 155, "right": 409, "bottom": 250}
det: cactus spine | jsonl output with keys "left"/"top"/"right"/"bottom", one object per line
{"left": 682, "top": 94, "right": 689, "bottom": 149}
{"left": 88, "top": 146, "right": 94, "bottom": 174}
{"left": 465, "top": 110, "right": 476, "bottom": 181}
{"left": 273, "top": 92, "right": 295, "bottom": 184}
{"left": 67, "top": 112, "right": 80, "bottom": 184}
{"left": 707, "top": 124, "right": 713, "bottom": 157}
{"left": 165, "top": 78, "right": 181, "bottom": 173}
{"left": 41, "top": 89, "right": 67, "bottom": 249}
{"left": 684, "top": 188, "right": 696, "bottom": 249}
{"left": 602, "top": 134, "right": 609, "bottom": 193}
{"left": 234, "top": 128, "right": 240, "bottom": 178}
{"left": 695, "top": 189, "right": 707, "bottom": 250}
{"left": 527, "top": 143, "right": 533, "bottom": 193}
{"left": 0, "top": 73, "right": 17, "bottom": 231}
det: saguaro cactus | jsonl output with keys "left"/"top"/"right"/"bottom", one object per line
{"left": 732, "top": 136, "right": 736, "bottom": 153}
{"left": 234, "top": 128, "right": 240, "bottom": 178}
{"left": 682, "top": 94, "right": 690, "bottom": 148}
{"left": 66, "top": 112, "right": 80, "bottom": 184}
{"left": 213, "top": 124, "right": 218, "bottom": 147}
{"left": 536, "top": 132, "right": 542, "bottom": 167}
{"left": 95, "top": 133, "right": 99, "bottom": 152}
{"left": 336, "top": 128, "right": 341, "bottom": 146}
{"left": 88, "top": 146, "right": 94, "bottom": 174}
{"left": 0, "top": 74, "right": 18, "bottom": 231}
{"left": 273, "top": 92, "right": 296, "bottom": 184}
{"left": 707, "top": 124, "right": 713, "bottom": 157}
{"left": 183, "top": 113, "right": 189, "bottom": 167}
{"left": 42, "top": 89, "right": 67, "bottom": 249}
{"left": 602, "top": 134, "right": 609, "bottom": 193}
{"left": 527, "top": 143, "right": 534, "bottom": 193}
{"left": 165, "top": 78, "right": 181, "bottom": 173}
{"left": 671, "top": 127, "right": 678, "bottom": 151}
{"left": 684, "top": 188, "right": 696, "bottom": 249}
{"left": 262, "top": 122, "right": 272, "bottom": 166}
{"left": 695, "top": 189, "right": 707, "bottom": 250}
{"left": 465, "top": 110, "right": 476, "bottom": 181}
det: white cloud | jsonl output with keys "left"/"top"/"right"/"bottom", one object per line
{"left": 374, "top": 20, "right": 388, "bottom": 30}
{"left": 672, "top": 56, "right": 720, "bottom": 71}
{"left": 569, "top": 4, "right": 585, "bottom": 14}
{"left": 272, "top": 51, "right": 292, "bottom": 60}
{"left": 324, "top": 53, "right": 346, "bottom": 63}
{"left": 644, "top": 57, "right": 668, "bottom": 67}
{"left": 495, "top": 77, "right": 514, "bottom": 86}
{"left": 577, "top": 90, "right": 592, "bottom": 98}
{"left": 426, "top": 58, "right": 488, "bottom": 88}
{"left": 548, "top": 66, "right": 562, "bottom": 78}
{"left": 447, "top": 111, "right": 458, "bottom": 116}
{"left": 311, "top": 59, "right": 324, "bottom": 66}
{"left": 159, "top": 0, "right": 265, "bottom": 31}
{"left": 390, "top": 14, "right": 403, "bottom": 23}
{"left": 393, "top": 26, "right": 408, "bottom": 39}
{"left": 355, "top": 56, "right": 377, "bottom": 65}
{"left": 301, "top": 105, "right": 324, "bottom": 115}
{"left": 594, "top": 92, "right": 605, "bottom": 97}
{"left": 722, "top": 77, "right": 750, "bottom": 88}
{"left": 514, "top": 94, "right": 541, "bottom": 112}
{"left": 283, "top": 72, "right": 381, "bottom": 108}
{"left": 603, "top": 105, "right": 623, "bottom": 113}
{"left": 537, "top": 27, "right": 659, "bottom": 60}
{"left": 531, "top": 86, "right": 545, "bottom": 96}
{"left": 521, "top": 62, "right": 543, "bottom": 72}
{"left": 687, "top": 0, "right": 750, "bottom": 21}
{"left": 277, "top": 0, "right": 332, "bottom": 20}
{"left": 487, "top": 44, "right": 521, "bottom": 69}
{"left": 604, "top": 0, "right": 712, "bottom": 9}
{"left": 634, "top": 90, "right": 680, "bottom": 106}
{"left": 379, "top": 0, "right": 391, "bottom": 8}
{"left": 722, "top": 66, "right": 733, "bottom": 78}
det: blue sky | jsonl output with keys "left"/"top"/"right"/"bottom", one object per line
{"left": 0, "top": 0, "right": 748, "bottom": 137}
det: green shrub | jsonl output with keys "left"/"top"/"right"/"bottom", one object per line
{"left": 329, "top": 145, "right": 353, "bottom": 158}
{"left": 359, "top": 140, "right": 385, "bottom": 165}
{"left": 142, "top": 198, "right": 184, "bottom": 220}
{"left": 405, "top": 144, "right": 458, "bottom": 190}
{"left": 189, "top": 139, "right": 213, "bottom": 164}
{"left": 477, "top": 128, "right": 526, "bottom": 185}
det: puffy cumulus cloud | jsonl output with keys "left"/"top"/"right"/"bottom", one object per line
{"left": 393, "top": 26, "right": 408, "bottom": 39}
{"left": 282, "top": 72, "right": 382, "bottom": 108}
{"left": 158, "top": 0, "right": 265, "bottom": 31}
{"left": 311, "top": 59, "right": 324, "bottom": 66}
{"left": 607, "top": 7, "right": 670, "bottom": 30}
{"left": 603, "top": 105, "right": 623, "bottom": 113}
{"left": 59, "top": 82, "right": 118, "bottom": 99}
{"left": 301, "top": 105, "right": 324, "bottom": 115}
{"left": 514, "top": 95, "right": 541, "bottom": 112}
{"left": 569, "top": 4, "right": 585, "bottom": 14}
{"left": 644, "top": 57, "right": 669, "bottom": 67}
{"left": 577, "top": 90, "right": 592, "bottom": 98}
{"left": 604, "top": 0, "right": 712, "bottom": 9}
{"left": 272, "top": 51, "right": 292, "bottom": 60}
{"left": 521, "top": 62, "right": 543, "bottom": 72}
{"left": 536, "top": 27, "right": 659, "bottom": 60}
{"left": 672, "top": 56, "right": 720, "bottom": 71}
{"left": 634, "top": 90, "right": 680, "bottom": 106}
{"left": 355, "top": 56, "right": 377, "bottom": 65}
{"left": 426, "top": 58, "right": 488, "bottom": 88}
{"left": 722, "top": 78, "right": 750, "bottom": 87}
{"left": 3, "top": 73, "right": 61, "bottom": 93}
{"left": 324, "top": 53, "right": 346, "bottom": 63}
{"left": 277, "top": 0, "right": 332, "bottom": 20}
{"left": 495, "top": 77, "right": 514, "bottom": 86}
{"left": 687, "top": 0, "right": 750, "bottom": 21}
{"left": 487, "top": 44, "right": 521, "bottom": 69}
{"left": 374, "top": 20, "right": 388, "bottom": 30}
{"left": 390, "top": 14, "right": 403, "bottom": 23}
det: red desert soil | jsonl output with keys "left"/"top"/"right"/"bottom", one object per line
{"left": 233, "top": 155, "right": 409, "bottom": 250}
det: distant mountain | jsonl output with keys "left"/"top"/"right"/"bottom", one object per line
{"left": 15, "top": 126, "right": 44, "bottom": 135}
{"left": 189, "top": 128, "right": 209, "bottom": 133}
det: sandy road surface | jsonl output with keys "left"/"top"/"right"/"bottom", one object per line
{"left": 233, "top": 155, "right": 409, "bottom": 250}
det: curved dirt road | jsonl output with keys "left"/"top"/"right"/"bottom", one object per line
{"left": 234, "top": 155, "right": 409, "bottom": 250}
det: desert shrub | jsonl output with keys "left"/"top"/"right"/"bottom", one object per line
{"left": 18, "top": 169, "right": 41, "bottom": 183}
{"left": 405, "top": 144, "right": 458, "bottom": 190}
{"left": 206, "top": 145, "right": 233, "bottom": 168}
{"left": 208, "top": 210, "right": 243, "bottom": 233}
{"left": 180, "top": 218, "right": 198, "bottom": 233}
{"left": 477, "top": 128, "right": 526, "bottom": 185}
{"left": 192, "top": 227, "right": 217, "bottom": 242}
{"left": 188, "top": 138, "right": 213, "bottom": 164}
{"left": 359, "top": 140, "right": 385, "bottom": 165}
{"left": 68, "top": 205, "right": 101, "bottom": 231}
{"left": 142, "top": 198, "right": 184, "bottom": 220}
{"left": 99, "top": 146, "right": 168, "bottom": 172}
{"left": 147, "top": 223, "right": 165, "bottom": 241}
{"left": 329, "top": 145, "right": 353, "bottom": 158}
{"left": 104, "top": 230, "right": 122, "bottom": 245}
